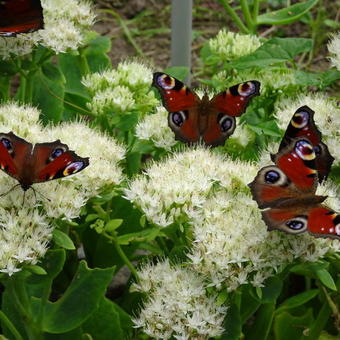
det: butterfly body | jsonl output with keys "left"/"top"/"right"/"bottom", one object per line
{"left": 0, "top": 132, "right": 89, "bottom": 192}
{"left": 249, "top": 137, "right": 339, "bottom": 239}
{"left": 153, "top": 72, "right": 260, "bottom": 147}
{"left": 0, "top": 0, "right": 43, "bottom": 37}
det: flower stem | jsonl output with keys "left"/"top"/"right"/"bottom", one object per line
{"left": 218, "top": 0, "right": 250, "bottom": 34}
{"left": 104, "top": 232, "right": 139, "bottom": 282}
{"left": 240, "top": 0, "right": 255, "bottom": 33}
{"left": 252, "top": 0, "right": 260, "bottom": 22}
{"left": 0, "top": 310, "right": 23, "bottom": 340}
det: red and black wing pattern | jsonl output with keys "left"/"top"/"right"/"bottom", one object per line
{"left": 0, "top": 0, "right": 43, "bottom": 37}
{"left": 250, "top": 138, "right": 339, "bottom": 239}
{"left": 279, "top": 106, "right": 334, "bottom": 182}
{"left": 32, "top": 141, "right": 89, "bottom": 183}
{"left": 153, "top": 72, "right": 201, "bottom": 144}
{"left": 202, "top": 80, "right": 260, "bottom": 146}
{"left": 0, "top": 132, "right": 32, "bottom": 181}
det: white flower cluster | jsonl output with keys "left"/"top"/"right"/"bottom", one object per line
{"left": 125, "top": 148, "right": 339, "bottom": 292}
{"left": 125, "top": 148, "right": 253, "bottom": 227}
{"left": 135, "top": 106, "right": 177, "bottom": 150}
{"left": 82, "top": 61, "right": 158, "bottom": 116}
{"left": 132, "top": 260, "right": 227, "bottom": 339}
{"left": 209, "top": 30, "right": 262, "bottom": 62}
{"left": 328, "top": 32, "right": 340, "bottom": 70}
{"left": 0, "top": 0, "right": 95, "bottom": 58}
{"left": 0, "top": 102, "right": 125, "bottom": 274}
{"left": 275, "top": 94, "right": 340, "bottom": 161}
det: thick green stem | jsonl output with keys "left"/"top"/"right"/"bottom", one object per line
{"left": 103, "top": 232, "right": 139, "bottom": 281}
{"left": 218, "top": 0, "right": 250, "bottom": 34}
{"left": 252, "top": 0, "right": 260, "bottom": 22}
{"left": 0, "top": 310, "right": 24, "bottom": 340}
{"left": 79, "top": 52, "right": 90, "bottom": 75}
{"left": 240, "top": 0, "right": 255, "bottom": 32}
{"left": 111, "top": 236, "right": 139, "bottom": 282}
{"left": 0, "top": 77, "right": 11, "bottom": 101}
{"left": 24, "top": 72, "right": 34, "bottom": 103}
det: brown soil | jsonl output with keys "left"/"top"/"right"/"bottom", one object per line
{"left": 93, "top": 0, "right": 339, "bottom": 74}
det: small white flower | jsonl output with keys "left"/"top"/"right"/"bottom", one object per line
{"left": 328, "top": 32, "right": 340, "bottom": 70}
{"left": 132, "top": 259, "right": 226, "bottom": 339}
{"left": 135, "top": 106, "right": 177, "bottom": 150}
{"left": 209, "top": 30, "right": 262, "bottom": 61}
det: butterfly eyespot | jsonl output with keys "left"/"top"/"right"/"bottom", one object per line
{"left": 295, "top": 140, "right": 315, "bottom": 161}
{"left": 63, "top": 162, "right": 84, "bottom": 176}
{"left": 285, "top": 216, "right": 307, "bottom": 232}
{"left": 264, "top": 170, "right": 280, "bottom": 184}
{"left": 291, "top": 111, "right": 309, "bottom": 129}
{"left": 313, "top": 144, "right": 321, "bottom": 155}
{"left": 169, "top": 111, "right": 187, "bottom": 128}
{"left": 238, "top": 82, "right": 256, "bottom": 96}
{"left": 49, "top": 147, "right": 66, "bottom": 162}
{"left": 218, "top": 115, "right": 235, "bottom": 133}
{"left": 157, "top": 74, "right": 175, "bottom": 90}
{"left": 0, "top": 138, "right": 13, "bottom": 153}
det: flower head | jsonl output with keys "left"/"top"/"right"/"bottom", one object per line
{"left": 0, "top": 0, "right": 95, "bottom": 58}
{"left": 0, "top": 102, "right": 124, "bottom": 273}
{"left": 135, "top": 106, "right": 177, "bottom": 150}
{"left": 132, "top": 259, "right": 227, "bottom": 339}
{"left": 209, "top": 30, "right": 262, "bottom": 62}
{"left": 328, "top": 32, "right": 340, "bottom": 70}
{"left": 82, "top": 61, "right": 158, "bottom": 117}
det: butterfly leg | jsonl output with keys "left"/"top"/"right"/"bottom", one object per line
{"left": 0, "top": 183, "right": 21, "bottom": 198}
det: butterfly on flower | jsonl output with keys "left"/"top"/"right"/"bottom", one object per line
{"left": 152, "top": 72, "right": 260, "bottom": 147}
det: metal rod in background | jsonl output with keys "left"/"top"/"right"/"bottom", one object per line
{"left": 171, "top": 0, "right": 193, "bottom": 85}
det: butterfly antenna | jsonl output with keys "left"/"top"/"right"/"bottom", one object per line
{"left": 32, "top": 187, "right": 51, "bottom": 202}
{"left": 0, "top": 184, "right": 21, "bottom": 198}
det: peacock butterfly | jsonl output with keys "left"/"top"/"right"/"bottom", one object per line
{"left": 249, "top": 137, "right": 339, "bottom": 239}
{"left": 278, "top": 105, "right": 334, "bottom": 182}
{"left": 0, "top": 132, "right": 89, "bottom": 192}
{"left": 0, "top": 0, "right": 44, "bottom": 37}
{"left": 152, "top": 72, "right": 260, "bottom": 147}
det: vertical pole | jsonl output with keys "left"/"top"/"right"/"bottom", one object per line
{"left": 171, "top": 0, "right": 192, "bottom": 85}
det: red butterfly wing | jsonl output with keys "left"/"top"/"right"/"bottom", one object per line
{"left": 32, "top": 141, "right": 89, "bottom": 183}
{"left": 279, "top": 106, "right": 334, "bottom": 182}
{"left": 274, "top": 138, "right": 318, "bottom": 192}
{"left": 153, "top": 72, "right": 201, "bottom": 143}
{"left": 211, "top": 81, "right": 260, "bottom": 117}
{"left": 308, "top": 206, "right": 340, "bottom": 239}
{"left": 201, "top": 80, "right": 260, "bottom": 146}
{"left": 261, "top": 205, "right": 340, "bottom": 239}
{"left": 0, "top": 132, "right": 32, "bottom": 182}
{"left": 0, "top": 0, "right": 43, "bottom": 36}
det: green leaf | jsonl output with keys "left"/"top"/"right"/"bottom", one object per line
{"left": 105, "top": 219, "right": 123, "bottom": 233}
{"left": 290, "top": 262, "right": 328, "bottom": 277}
{"left": 58, "top": 54, "right": 90, "bottom": 97}
{"left": 217, "top": 290, "right": 228, "bottom": 306}
{"left": 230, "top": 38, "right": 313, "bottom": 70}
{"left": 25, "top": 265, "right": 47, "bottom": 275}
{"left": 32, "top": 63, "right": 66, "bottom": 124}
{"left": 221, "top": 302, "right": 241, "bottom": 340}
{"left": 164, "top": 66, "right": 189, "bottom": 81}
{"left": 275, "top": 289, "right": 319, "bottom": 314}
{"left": 83, "top": 298, "right": 132, "bottom": 340}
{"left": 117, "top": 228, "right": 162, "bottom": 245}
{"left": 258, "top": 276, "right": 283, "bottom": 303}
{"left": 83, "top": 36, "right": 111, "bottom": 72}
{"left": 42, "top": 261, "right": 114, "bottom": 333}
{"left": 273, "top": 309, "right": 314, "bottom": 340}
{"left": 240, "top": 287, "right": 261, "bottom": 324}
{"left": 294, "top": 69, "right": 340, "bottom": 88}
{"left": 316, "top": 269, "right": 337, "bottom": 291}
{"left": 244, "top": 302, "right": 275, "bottom": 340}
{"left": 257, "top": 0, "right": 318, "bottom": 25}
{"left": 53, "top": 229, "right": 76, "bottom": 250}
